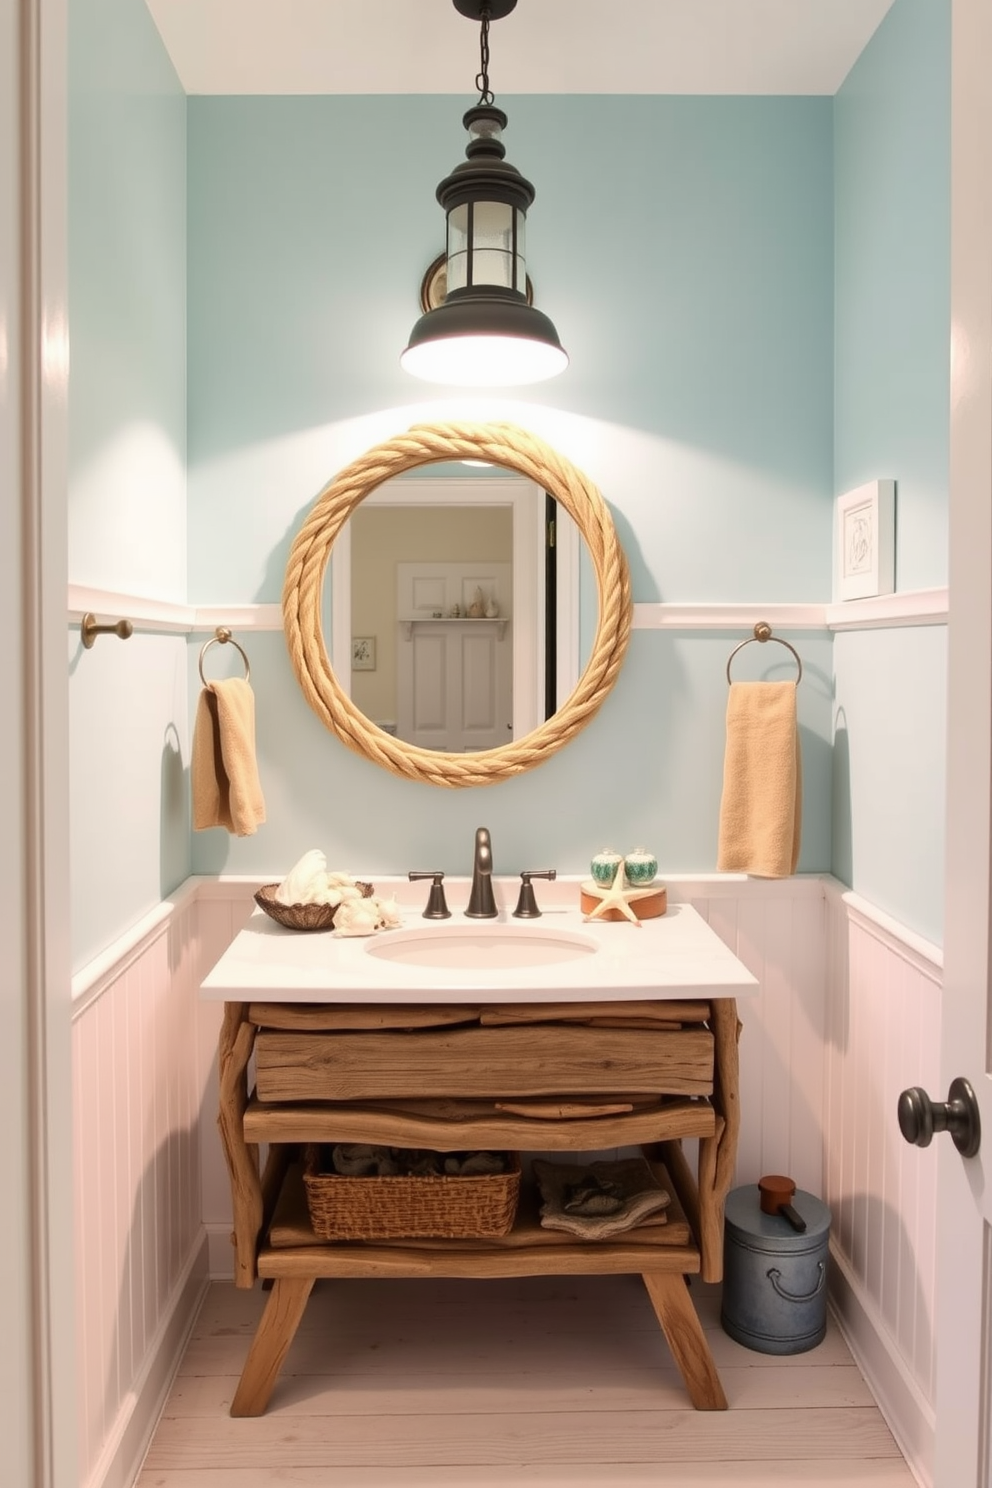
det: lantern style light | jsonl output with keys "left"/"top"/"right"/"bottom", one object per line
{"left": 401, "top": 0, "right": 568, "bottom": 387}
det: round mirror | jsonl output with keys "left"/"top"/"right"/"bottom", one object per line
{"left": 282, "top": 421, "right": 632, "bottom": 788}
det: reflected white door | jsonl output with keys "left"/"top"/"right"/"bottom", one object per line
{"left": 932, "top": 5, "right": 992, "bottom": 1481}
{"left": 397, "top": 621, "right": 512, "bottom": 751}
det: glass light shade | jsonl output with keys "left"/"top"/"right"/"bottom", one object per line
{"left": 402, "top": 289, "right": 568, "bottom": 387}
{"left": 446, "top": 202, "right": 526, "bottom": 295}
{"left": 401, "top": 331, "right": 568, "bottom": 386}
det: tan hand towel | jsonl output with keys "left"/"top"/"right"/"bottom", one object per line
{"left": 192, "top": 678, "right": 266, "bottom": 836}
{"left": 717, "top": 680, "right": 802, "bottom": 878}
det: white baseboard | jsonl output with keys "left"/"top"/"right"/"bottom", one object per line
{"left": 83, "top": 1232, "right": 210, "bottom": 1488}
{"left": 206, "top": 1221, "right": 237, "bottom": 1280}
{"left": 829, "top": 1242, "right": 935, "bottom": 1488}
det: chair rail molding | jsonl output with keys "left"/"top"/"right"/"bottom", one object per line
{"left": 69, "top": 586, "right": 947, "bottom": 639}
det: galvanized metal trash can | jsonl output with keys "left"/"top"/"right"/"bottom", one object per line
{"left": 721, "top": 1184, "right": 831, "bottom": 1354}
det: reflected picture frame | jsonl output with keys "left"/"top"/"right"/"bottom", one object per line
{"left": 835, "top": 479, "right": 896, "bottom": 601}
{"left": 351, "top": 636, "right": 376, "bottom": 671}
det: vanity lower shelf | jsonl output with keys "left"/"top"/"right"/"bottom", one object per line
{"left": 229, "top": 1152, "right": 727, "bottom": 1417}
{"left": 260, "top": 1157, "right": 699, "bottom": 1279}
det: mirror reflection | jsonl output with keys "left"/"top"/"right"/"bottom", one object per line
{"left": 329, "top": 474, "right": 581, "bottom": 751}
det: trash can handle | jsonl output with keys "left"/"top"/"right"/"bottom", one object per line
{"left": 766, "top": 1262, "right": 826, "bottom": 1303}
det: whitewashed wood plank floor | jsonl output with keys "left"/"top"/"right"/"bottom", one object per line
{"left": 137, "top": 1275, "right": 917, "bottom": 1488}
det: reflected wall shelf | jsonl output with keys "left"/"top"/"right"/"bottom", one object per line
{"left": 400, "top": 616, "right": 509, "bottom": 641}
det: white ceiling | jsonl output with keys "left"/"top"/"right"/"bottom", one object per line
{"left": 145, "top": 0, "right": 897, "bottom": 97}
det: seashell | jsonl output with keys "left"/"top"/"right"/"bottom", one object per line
{"left": 374, "top": 895, "right": 402, "bottom": 928}
{"left": 334, "top": 901, "right": 380, "bottom": 937}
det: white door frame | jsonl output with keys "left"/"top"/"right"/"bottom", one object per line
{"left": 935, "top": 1, "right": 992, "bottom": 1482}
{"left": 6, "top": 0, "right": 74, "bottom": 1485}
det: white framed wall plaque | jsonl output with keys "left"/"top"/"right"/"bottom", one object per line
{"left": 835, "top": 479, "right": 896, "bottom": 600}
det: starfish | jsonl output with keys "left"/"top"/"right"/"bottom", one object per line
{"left": 583, "top": 872, "right": 647, "bottom": 927}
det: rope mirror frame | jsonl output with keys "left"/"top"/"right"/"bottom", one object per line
{"left": 282, "top": 421, "right": 633, "bottom": 788}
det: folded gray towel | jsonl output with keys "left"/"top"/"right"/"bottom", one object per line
{"left": 532, "top": 1157, "right": 670, "bottom": 1240}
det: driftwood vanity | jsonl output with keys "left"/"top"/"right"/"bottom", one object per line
{"left": 205, "top": 894, "right": 754, "bottom": 1416}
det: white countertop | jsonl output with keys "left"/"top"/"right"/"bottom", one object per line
{"left": 200, "top": 875, "right": 758, "bottom": 1004}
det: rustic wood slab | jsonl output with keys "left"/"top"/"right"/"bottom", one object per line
{"left": 493, "top": 1098, "right": 635, "bottom": 1118}
{"left": 254, "top": 1024, "right": 715, "bottom": 1102}
{"left": 243, "top": 1095, "right": 717, "bottom": 1152}
{"left": 249, "top": 1002, "right": 480, "bottom": 1031}
{"left": 562, "top": 1017, "right": 683, "bottom": 1031}
{"left": 479, "top": 999, "right": 711, "bottom": 1025}
{"left": 257, "top": 1236, "right": 702, "bottom": 1280}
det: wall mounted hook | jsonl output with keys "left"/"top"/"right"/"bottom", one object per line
{"left": 81, "top": 613, "right": 134, "bottom": 649}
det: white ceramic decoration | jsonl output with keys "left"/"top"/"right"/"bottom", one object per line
{"left": 582, "top": 874, "right": 642, "bottom": 927}
{"left": 334, "top": 900, "right": 380, "bottom": 936}
{"left": 485, "top": 595, "right": 499, "bottom": 618}
{"left": 590, "top": 849, "right": 624, "bottom": 886}
{"left": 623, "top": 848, "right": 658, "bottom": 886}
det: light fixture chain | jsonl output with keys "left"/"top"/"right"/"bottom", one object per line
{"left": 475, "top": 2, "right": 494, "bottom": 104}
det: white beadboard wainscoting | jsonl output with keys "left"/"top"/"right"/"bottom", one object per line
{"left": 823, "top": 884, "right": 942, "bottom": 1488}
{"left": 71, "top": 882, "right": 256, "bottom": 1488}
{"left": 71, "top": 871, "right": 939, "bottom": 1488}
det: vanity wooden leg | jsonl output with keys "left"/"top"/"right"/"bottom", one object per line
{"left": 641, "top": 1272, "right": 728, "bottom": 1411}
{"left": 710, "top": 997, "right": 742, "bottom": 1189}
{"left": 697, "top": 1121, "right": 724, "bottom": 1282}
{"left": 230, "top": 1276, "right": 316, "bottom": 1417}
{"left": 217, "top": 1001, "right": 263, "bottom": 1288}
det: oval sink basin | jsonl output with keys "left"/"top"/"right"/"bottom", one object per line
{"left": 366, "top": 924, "right": 599, "bottom": 970}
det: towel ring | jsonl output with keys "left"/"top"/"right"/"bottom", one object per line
{"left": 199, "top": 627, "right": 251, "bottom": 686}
{"left": 726, "top": 622, "right": 803, "bottom": 685}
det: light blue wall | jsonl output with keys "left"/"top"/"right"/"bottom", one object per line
{"left": 68, "top": 0, "right": 187, "bottom": 598}
{"left": 186, "top": 95, "right": 835, "bottom": 881}
{"left": 65, "top": 3, "right": 951, "bottom": 957}
{"left": 832, "top": 0, "right": 950, "bottom": 944}
{"left": 834, "top": 0, "right": 950, "bottom": 591}
{"left": 68, "top": 0, "right": 189, "bottom": 969}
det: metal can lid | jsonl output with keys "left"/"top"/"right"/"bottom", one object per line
{"left": 725, "top": 1183, "right": 831, "bottom": 1247}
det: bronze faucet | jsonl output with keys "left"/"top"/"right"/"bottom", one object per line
{"left": 465, "top": 826, "right": 497, "bottom": 918}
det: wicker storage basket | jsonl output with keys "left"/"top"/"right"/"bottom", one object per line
{"left": 253, "top": 881, "right": 373, "bottom": 932}
{"left": 302, "top": 1147, "right": 521, "bottom": 1240}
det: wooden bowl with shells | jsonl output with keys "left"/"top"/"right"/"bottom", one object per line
{"left": 254, "top": 881, "right": 373, "bottom": 932}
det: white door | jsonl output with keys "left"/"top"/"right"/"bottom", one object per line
{"left": 930, "top": 4, "right": 992, "bottom": 1481}
{"left": 397, "top": 621, "right": 512, "bottom": 751}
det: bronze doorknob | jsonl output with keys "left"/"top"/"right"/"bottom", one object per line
{"left": 898, "top": 1077, "right": 981, "bottom": 1159}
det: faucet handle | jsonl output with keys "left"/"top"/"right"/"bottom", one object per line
{"left": 513, "top": 869, "right": 556, "bottom": 919}
{"left": 408, "top": 871, "right": 451, "bottom": 920}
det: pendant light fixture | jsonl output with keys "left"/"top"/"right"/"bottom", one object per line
{"left": 401, "top": 0, "right": 568, "bottom": 387}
